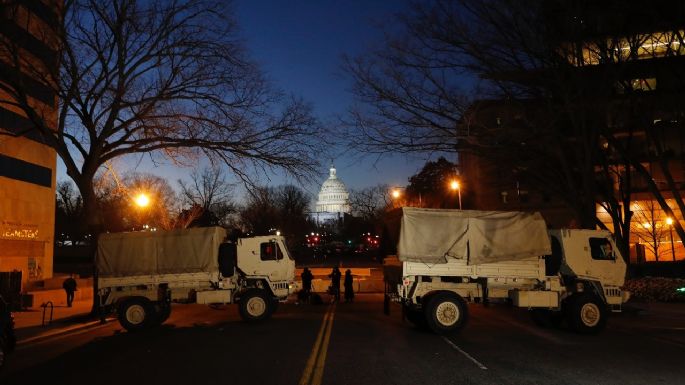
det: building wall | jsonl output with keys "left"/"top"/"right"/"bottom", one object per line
{"left": 0, "top": 0, "right": 59, "bottom": 287}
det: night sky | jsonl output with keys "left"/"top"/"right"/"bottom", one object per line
{"left": 56, "top": 0, "right": 439, "bottom": 199}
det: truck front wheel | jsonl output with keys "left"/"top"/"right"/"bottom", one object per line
{"left": 118, "top": 298, "right": 153, "bottom": 332}
{"left": 566, "top": 294, "right": 607, "bottom": 334}
{"left": 424, "top": 292, "right": 467, "bottom": 334}
{"left": 239, "top": 290, "right": 273, "bottom": 322}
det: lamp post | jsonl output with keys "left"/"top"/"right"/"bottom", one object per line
{"left": 666, "top": 217, "right": 676, "bottom": 261}
{"left": 450, "top": 180, "right": 462, "bottom": 209}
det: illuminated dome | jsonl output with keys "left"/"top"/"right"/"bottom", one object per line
{"left": 311, "top": 166, "right": 350, "bottom": 224}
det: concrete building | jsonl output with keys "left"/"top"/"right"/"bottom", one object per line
{"left": 459, "top": 0, "right": 685, "bottom": 262}
{"left": 310, "top": 166, "right": 351, "bottom": 225}
{"left": 0, "top": 1, "right": 59, "bottom": 289}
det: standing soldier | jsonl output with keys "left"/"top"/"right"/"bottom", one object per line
{"left": 344, "top": 269, "right": 354, "bottom": 303}
{"left": 62, "top": 275, "right": 77, "bottom": 307}
{"left": 328, "top": 266, "right": 341, "bottom": 303}
{"left": 301, "top": 267, "right": 314, "bottom": 303}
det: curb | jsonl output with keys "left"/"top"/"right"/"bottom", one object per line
{"left": 17, "top": 318, "right": 115, "bottom": 347}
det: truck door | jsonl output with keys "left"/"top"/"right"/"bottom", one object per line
{"left": 585, "top": 237, "right": 626, "bottom": 286}
{"left": 256, "top": 240, "right": 291, "bottom": 282}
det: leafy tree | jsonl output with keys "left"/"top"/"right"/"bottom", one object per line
{"left": 0, "top": 0, "right": 321, "bottom": 233}
{"left": 406, "top": 157, "right": 459, "bottom": 209}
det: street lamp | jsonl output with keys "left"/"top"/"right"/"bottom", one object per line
{"left": 666, "top": 217, "right": 676, "bottom": 261}
{"left": 392, "top": 189, "right": 401, "bottom": 199}
{"left": 134, "top": 193, "right": 150, "bottom": 208}
{"left": 450, "top": 180, "right": 462, "bottom": 210}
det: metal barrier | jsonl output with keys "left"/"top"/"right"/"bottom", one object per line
{"left": 41, "top": 301, "right": 54, "bottom": 326}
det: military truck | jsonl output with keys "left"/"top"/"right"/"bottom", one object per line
{"left": 383, "top": 208, "right": 630, "bottom": 334}
{"left": 97, "top": 227, "right": 295, "bottom": 331}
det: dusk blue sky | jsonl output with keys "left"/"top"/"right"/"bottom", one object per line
{"left": 57, "top": 0, "right": 440, "bottom": 199}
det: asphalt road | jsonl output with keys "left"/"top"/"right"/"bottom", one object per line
{"left": 2, "top": 294, "right": 684, "bottom": 385}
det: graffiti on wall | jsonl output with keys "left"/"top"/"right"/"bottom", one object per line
{"left": 0, "top": 221, "right": 39, "bottom": 240}
{"left": 28, "top": 257, "right": 43, "bottom": 281}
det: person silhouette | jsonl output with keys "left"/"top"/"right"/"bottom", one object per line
{"left": 344, "top": 269, "right": 354, "bottom": 303}
{"left": 328, "top": 266, "right": 341, "bottom": 302}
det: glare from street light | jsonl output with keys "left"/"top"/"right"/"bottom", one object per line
{"left": 666, "top": 217, "right": 674, "bottom": 226}
{"left": 134, "top": 193, "right": 150, "bottom": 208}
{"left": 450, "top": 180, "right": 460, "bottom": 191}
{"left": 392, "top": 189, "right": 401, "bottom": 199}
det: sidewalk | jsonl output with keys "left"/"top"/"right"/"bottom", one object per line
{"left": 12, "top": 299, "right": 103, "bottom": 344}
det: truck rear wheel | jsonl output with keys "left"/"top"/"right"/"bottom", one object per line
{"left": 566, "top": 294, "right": 607, "bottom": 334}
{"left": 118, "top": 298, "right": 153, "bottom": 332}
{"left": 239, "top": 290, "right": 273, "bottom": 322}
{"left": 424, "top": 292, "right": 467, "bottom": 334}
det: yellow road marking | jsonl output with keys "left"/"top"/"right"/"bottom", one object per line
{"left": 311, "top": 306, "right": 335, "bottom": 385}
{"left": 299, "top": 303, "right": 336, "bottom": 385}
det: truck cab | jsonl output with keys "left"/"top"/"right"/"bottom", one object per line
{"left": 235, "top": 236, "right": 295, "bottom": 284}
{"left": 552, "top": 229, "right": 627, "bottom": 287}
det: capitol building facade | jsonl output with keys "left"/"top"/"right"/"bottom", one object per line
{"left": 310, "top": 166, "right": 351, "bottom": 225}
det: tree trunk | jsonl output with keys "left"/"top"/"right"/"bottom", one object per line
{"left": 74, "top": 176, "right": 105, "bottom": 316}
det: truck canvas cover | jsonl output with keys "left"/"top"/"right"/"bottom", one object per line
{"left": 398, "top": 207, "right": 551, "bottom": 265}
{"left": 97, "top": 227, "right": 226, "bottom": 277}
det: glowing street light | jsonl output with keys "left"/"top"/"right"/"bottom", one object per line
{"left": 450, "top": 180, "right": 462, "bottom": 210}
{"left": 666, "top": 217, "right": 676, "bottom": 261}
{"left": 392, "top": 189, "right": 401, "bottom": 199}
{"left": 134, "top": 193, "right": 150, "bottom": 208}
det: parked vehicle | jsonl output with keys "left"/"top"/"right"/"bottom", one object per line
{"left": 97, "top": 227, "right": 296, "bottom": 331}
{"left": 0, "top": 295, "right": 16, "bottom": 370}
{"left": 383, "top": 208, "right": 630, "bottom": 334}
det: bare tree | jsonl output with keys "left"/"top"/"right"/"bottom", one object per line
{"left": 239, "top": 185, "right": 312, "bottom": 251}
{"left": 349, "top": 184, "right": 392, "bottom": 221}
{"left": 343, "top": 0, "right": 685, "bottom": 260}
{"left": 56, "top": 181, "right": 84, "bottom": 244}
{"left": 94, "top": 171, "right": 179, "bottom": 232}
{"left": 179, "top": 166, "right": 237, "bottom": 226}
{"left": 630, "top": 200, "right": 672, "bottom": 262}
{"left": 0, "top": 0, "right": 321, "bottom": 232}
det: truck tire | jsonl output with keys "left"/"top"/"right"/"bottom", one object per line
{"left": 424, "top": 292, "right": 467, "bottom": 334}
{"left": 118, "top": 298, "right": 153, "bottom": 332}
{"left": 566, "top": 294, "right": 607, "bottom": 334}
{"left": 239, "top": 290, "right": 273, "bottom": 322}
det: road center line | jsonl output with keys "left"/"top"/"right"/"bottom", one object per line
{"left": 299, "top": 304, "right": 335, "bottom": 385}
{"left": 442, "top": 336, "right": 488, "bottom": 370}
{"left": 311, "top": 305, "right": 335, "bottom": 385}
